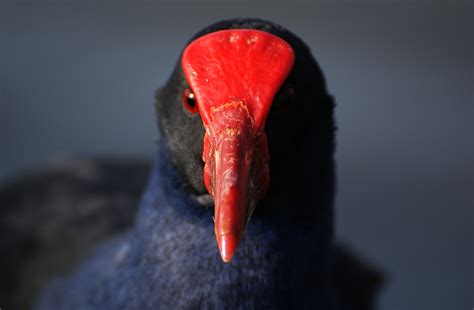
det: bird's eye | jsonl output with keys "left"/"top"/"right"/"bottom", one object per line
{"left": 275, "top": 87, "right": 296, "bottom": 112}
{"left": 182, "top": 88, "right": 198, "bottom": 114}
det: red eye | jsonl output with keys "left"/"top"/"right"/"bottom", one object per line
{"left": 182, "top": 88, "right": 198, "bottom": 114}
{"left": 275, "top": 87, "right": 296, "bottom": 112}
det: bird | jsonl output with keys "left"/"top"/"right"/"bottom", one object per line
{"left": 1, "top": 18, "right": 383, "bottom": 309}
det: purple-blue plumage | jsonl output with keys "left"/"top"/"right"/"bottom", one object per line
{"left": 36, "top": 148, "right": 334, "bottom": 309}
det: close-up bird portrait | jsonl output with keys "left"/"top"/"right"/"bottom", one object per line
{"left": 0, "top": 2, "right": 472, "bottom": 310}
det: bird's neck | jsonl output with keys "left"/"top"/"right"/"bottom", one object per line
{"left": 128, "top": 145, "right": 336, "bottom": 307}
{"left": 140, "top": 143, "right": 334, "bottom": 240}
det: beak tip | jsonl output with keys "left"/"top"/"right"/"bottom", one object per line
{"left": 217, "top": 233, "right": 239, "bottom": 263}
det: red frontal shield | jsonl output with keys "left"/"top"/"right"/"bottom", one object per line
{"left": 181, "top": 29, "right": 294, "bottom": 262}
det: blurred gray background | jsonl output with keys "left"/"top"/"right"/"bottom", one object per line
{"left": 1, "top": 2, "right": 472, "bottom": 309}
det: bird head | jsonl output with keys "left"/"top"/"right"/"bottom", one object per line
{"left": 156, "top": 19, "right": 335, "bottom": 263}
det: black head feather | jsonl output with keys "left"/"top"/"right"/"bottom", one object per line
{"left": 155, "top": 18, "right": 336, "bottom": 210}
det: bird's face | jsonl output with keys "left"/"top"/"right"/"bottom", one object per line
{"left": 156, "top": 19, "right": 334, "bottom": 263}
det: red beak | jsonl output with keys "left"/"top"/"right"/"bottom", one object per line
{"left": 182, "top": 29, "right": 294, "bottom": 262}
